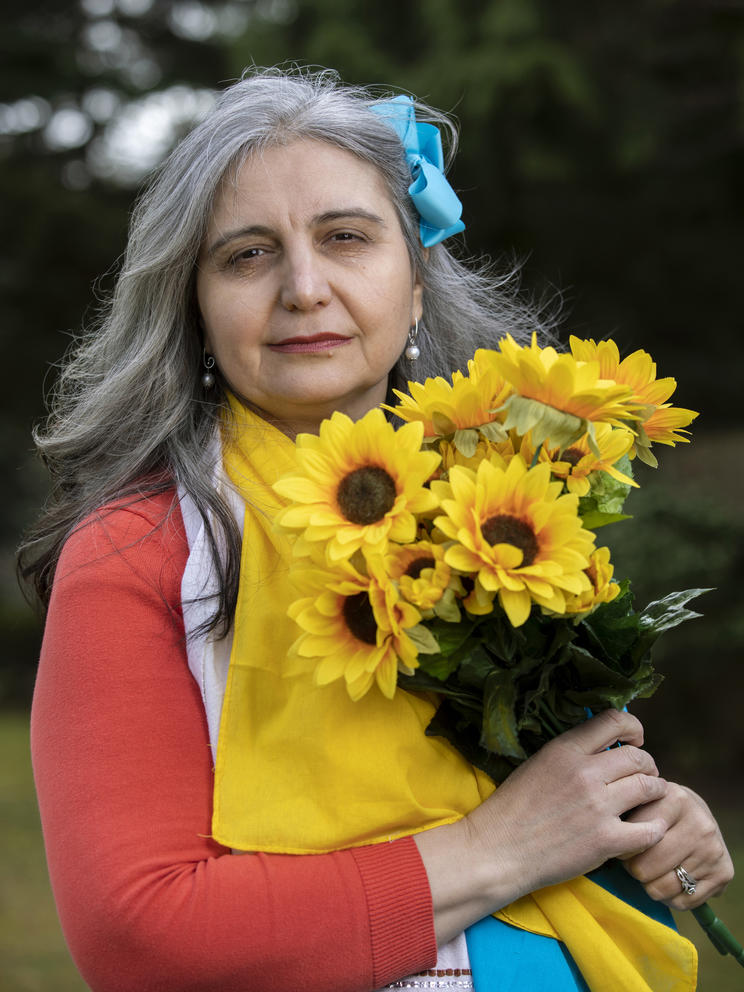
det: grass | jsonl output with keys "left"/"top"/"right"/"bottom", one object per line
{"left": 0, "top": 712, "right": 87, "bottom": 991}
{"left": 2, "top": 709, "right": 743, "bottom": 991}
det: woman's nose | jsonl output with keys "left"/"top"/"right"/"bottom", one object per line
{"left": 279, "top": 247, "right": 332, "bottom": 311}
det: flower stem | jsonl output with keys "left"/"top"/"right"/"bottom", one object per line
{"left": 692, "top": 902, "right": 744, "bottom": 966}
{"left": 529, "top": 442, "right": 544, "bottom": 468}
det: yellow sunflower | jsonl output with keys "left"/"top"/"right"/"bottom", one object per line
{"left": 438, "top": 435, "right": 519, "bottom": 475}
{"left": 386, "top": 348, "right": 512, "bottom": 439}
{"left": 569, "top": 337, "right": 698, "bottom": 463}
{"left": 564, "top": 546, "right": 620, "bottom": 615}
{"left": 274, "top": 409, "right": 440, "bottom": 561}
{"left": 520, "top": 424, "right": 638, "bottom": 497}
{"left": 384, "top": 540, "right": 454, "bottom": 612}
{"left": 431, "top": 456, "right": 595, "bottom": 627}
{"left": 493, "top": 334, "right": 640, "bottom": 452}
{"left": 288, "top": 553, "right": 421, "bottom": 700}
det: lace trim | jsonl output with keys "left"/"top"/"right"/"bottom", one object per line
{"left": 382, "top": 969, "right": 474, "bottom": 990}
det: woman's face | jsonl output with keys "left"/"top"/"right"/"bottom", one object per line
{"left": 196, "top": 138, "right": 423, "bottom": 434}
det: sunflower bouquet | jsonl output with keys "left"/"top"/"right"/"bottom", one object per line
{"left": 273, "top": 333, "right": 706, "bottom": 775}
{"left": 271, "top": 332, "right": 744, "bottom": 963}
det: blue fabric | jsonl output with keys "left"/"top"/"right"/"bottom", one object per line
{"left": 466, "top": 914, "right": 589, "bottom": 991}
{"left": 369, "top": 95, "right": 465, "bottom": 246}
{"left": 465, "top": 861, "right": 677, "bottom": 991}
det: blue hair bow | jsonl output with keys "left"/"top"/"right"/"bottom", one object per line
{"left": 370, "top": 95, "right": 465, "bottom": 247}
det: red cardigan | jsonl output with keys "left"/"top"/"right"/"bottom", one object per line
{"left": 31, "top": 491, "right": 437, "bottom": 992}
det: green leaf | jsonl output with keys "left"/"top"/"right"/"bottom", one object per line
{"left": 479, "top": 610, "right": 522, "bottom": 664}
{"left": 406, "top": 624, "right": 441, "bottom": 654}
{"left": 431, "top": 588, "right": 462, "bottom": 623}
{"left": 415, "top": 651, "right": 462, "bottom": 681}
{"left": 635, "top": 672, "right": 665, "bottom": 699}
{"left": 578, "top": 582, "right": 642, "bottom": 661}
{"left": 481, "top": 670, "right": 527, "bottom": 759}
{"left": 633, "top": 444, "right": 658, "bottom": 468}
{"left": 639, "top": 588, "right": 710, "bottom": 635}
{"left": 501, "top": 395, "right": 585, "bottom": 449}
{"left": 428, "top": 615, "right": 479, "bottom": 656}
{"left": 458, "top": 644, "right": 496, "bottom": 689}
{"left": 424, "top": 700, "right": 518, "bottom": 783}
{"left": 454, "top": 428, "right": 479, "bottom": 457}
{"left": 586, "top": 454, "right": 635, "bottom": 514}
{"left": 580, "top": 510, "right": 632, "bottom": 530}
{"left": 584, "top": 422, "right": 600, "bottom": 458}
{"left": 478, "top": 421, "right": 509, "bottom": 443}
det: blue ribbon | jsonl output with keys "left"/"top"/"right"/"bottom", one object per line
{"left": 370, "top": 95, "right": 465, "bottom": 247}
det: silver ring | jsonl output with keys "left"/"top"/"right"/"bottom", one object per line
{"left": 674, "top": 865, "right": 697, "bottom": 896}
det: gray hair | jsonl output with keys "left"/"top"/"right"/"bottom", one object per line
{"left": 20, "top": 66, "right": 553, "bottom": 629}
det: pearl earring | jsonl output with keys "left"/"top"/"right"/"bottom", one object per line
{"left": 405, "top": 319, "right": 421, "bottom": 361}
{"left": 201, "top": 351, "right": 216, "bottom": 388}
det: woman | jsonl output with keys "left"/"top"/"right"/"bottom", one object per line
{"left": 23, "top": 67, "right": 732, "bottom": 992}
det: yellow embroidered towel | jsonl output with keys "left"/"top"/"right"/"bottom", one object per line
{"left": 213, "top": 398, "right": 697, "bottom": 990}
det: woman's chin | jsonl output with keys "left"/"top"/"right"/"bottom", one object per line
{"left": 243, "top": 384, "right": 388, "bottom": 432}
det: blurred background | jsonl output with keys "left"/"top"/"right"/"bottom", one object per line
{"left": 1, "top": 0, "right": 742, "bottom": 988}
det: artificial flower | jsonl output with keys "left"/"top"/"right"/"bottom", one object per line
{"left": 432, "top": 456, "right": 595, "bottom": 626}
{"left": 274, "top": 409, "right": 440, "bottom": 561}
{"left": 385, "top": 540, "right": 454, "bottom": 612}
{"left": 493, "top": 334, "right": 640, "bottom": 452}
{"left": 569, "top": 336, "right": 698, "bottom": 464}
{"left": 288, "top": 552, "right": 421, "bottom": 700}
{"left": 520, "top": 423, "right": 638, "bottom": 497}
{"left": 563, "top": 546, "right": 620, "bottom": 614}
{"left": 387, "top": 348, "right": 512, "bottom": 440}
{"left": 438, "top": 434, "right": 519, "bottom": 475}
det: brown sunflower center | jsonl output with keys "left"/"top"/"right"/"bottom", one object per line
{"left": 404, "top": 556, "right": 436, "bottom": 580}
{"left": 342, "top": 592, "right": 378, "bottom": 645}
{"left": 559, "top": 446, "right": 584, "bottom": 467}
{"left": 481, "top": 514, "right": 539, "bottom": 567}
{"left": 337, "top": 466, "right": 397, "bottom": 525}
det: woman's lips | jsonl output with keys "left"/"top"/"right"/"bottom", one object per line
{"left": 269, "top": 334, "right": 352, "bottom": 354}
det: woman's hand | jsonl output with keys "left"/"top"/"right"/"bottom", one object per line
{"left": 618, "top": 783, "right": 734, "bottom": 910}
{"left": 414, "top": 709, "right": 670, "bottom": 945}
{"left": 467, "top": 709, "right": 669, "bottom": 892}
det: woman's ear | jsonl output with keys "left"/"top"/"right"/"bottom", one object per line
{"left": 197, "top": 312, "right": 211, "bottom": 350}
{"left": 413, "top": 248, "right": 428, "bottom": 322}
{"left": 413, "top": 283, "right": 424, "bottom": 323}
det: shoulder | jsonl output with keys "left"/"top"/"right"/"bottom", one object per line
{"left": 55, "top": 488, "right": 189, "bottom": 599}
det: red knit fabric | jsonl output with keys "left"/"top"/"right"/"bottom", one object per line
{"left": 31, "top": 491, "right": 437, "bottom": 992}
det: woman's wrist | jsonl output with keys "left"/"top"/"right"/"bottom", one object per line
{"left": 412, "top": 813, "right": 528, "bottom": 946}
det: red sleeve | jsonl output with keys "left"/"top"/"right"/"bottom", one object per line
{"left": 31, "top": 492, "right": 437, "bottom": 992}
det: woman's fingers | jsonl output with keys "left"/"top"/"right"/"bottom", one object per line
{"left": 606, "top": 770, "right": 668, "bottom": 820}
{"left": 620, "top": 784, "right": 734, "bottom": 909}
{"left": 468, "top": 710, "right": 673, "bottom": 893}
{"left": 556, "top": 708, "right": 646, "bottom": 754}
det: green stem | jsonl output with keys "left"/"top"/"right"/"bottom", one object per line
{"left": 529, "top": 442, "right": 544, "bottom": 468}
{"left": 692, "top": 902, "right": 744, "bottom": 966}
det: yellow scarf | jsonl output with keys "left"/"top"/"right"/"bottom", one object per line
{"left": 214, "top": 399, "right": 697, "bottom": 991}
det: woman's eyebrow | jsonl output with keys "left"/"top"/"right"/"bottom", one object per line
{"left": 313, "top": 208, "right": 387, "bottom": 227}
{"left": 205, "top": 209, "right": 388, "bottom": 256}
{"left": 205, "top": 225, "right": 272, "bottom": 257}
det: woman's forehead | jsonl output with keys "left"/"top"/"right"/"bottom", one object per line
{"left": 208, "top": 138, "right": 396, "bottom": 229}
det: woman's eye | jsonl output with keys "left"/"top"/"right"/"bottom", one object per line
{"left": 229, "top": 246, "right": 265, "bottom": 265}
{"left": 328, "top": 231, "right": 367, "bottom": 245}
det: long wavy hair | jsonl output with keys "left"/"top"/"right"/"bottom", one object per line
{"left": 19, "top": 66, "right": 553, "bottom": 634}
